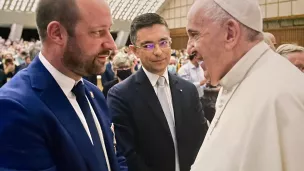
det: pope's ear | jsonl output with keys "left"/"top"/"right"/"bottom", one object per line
{"left": 224, "top": 19, "right": 241, "bottom": 50}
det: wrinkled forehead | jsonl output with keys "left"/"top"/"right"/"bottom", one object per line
{"left": 187, "top": 3, "right": 207, "bottom": 29}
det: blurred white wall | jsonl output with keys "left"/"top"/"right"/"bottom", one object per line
{"left": 0, "top": 10, "right": 131, "bottom": 31}
{"left": 158, "top": 0, "right": 304, "bottom": 29}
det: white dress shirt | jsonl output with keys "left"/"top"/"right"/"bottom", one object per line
{"left": 142, "top": 67, "right": 180, "bottom": 171}
{"left": 178, "top": 61, "right": 205, "bottom": 97}
{"left": 39, "top": 53, "right": 111, "bottom": 171}
{"left": 191, "top": 42, "right": 304, "bottom": 171}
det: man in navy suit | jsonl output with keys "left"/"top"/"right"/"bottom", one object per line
{"left": 102, "top": 54, "right": 115, "bottom": 86}
{"left": 0, "top": 0, "right": 127, "bottom": 171}
{"left": 107, "top": 13, "right": 208, "bottom": 171}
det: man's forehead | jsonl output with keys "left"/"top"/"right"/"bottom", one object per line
{"left": 136, "top": 25, "right": 170, "bottom": 42}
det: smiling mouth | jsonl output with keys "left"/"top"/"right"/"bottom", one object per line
{"left": 98, "top": 55, "right": 107, "bottom": 58}
{"left": 190, "top": 51, "right": 197, "bottom": 58}
{"left": 97, "top": 51, "right": 111, "bottom": 58}
{"left": 153, "top": 58, "right": 166, "bottom": 62}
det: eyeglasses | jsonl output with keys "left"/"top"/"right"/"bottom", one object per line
{"left": 135, "top": 38, "right": 172, "bottom": 51}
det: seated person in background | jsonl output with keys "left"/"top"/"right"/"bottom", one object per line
{"left": 276, "top": 44, "right": 304, "bottom": 72}
{"left": 1, "top": 52, "right": 19, "bottom": 83}
{"left": 103, "top": 52, "right": 134, "bottom": 98}
{"left": 102, "top": 51, "right": 116, "bottom": 86}
{"left": 0, "top": 52, "right": 13, "bottom": 70}
{"left": 17, "top": 54, "right": 32, "bottom": 72}
{"left": 200, "top": 63, "right": 221, "bottom": 123}
{"left": 168, "top": 56, "right": 177, "bottom": 74}
{"left": 178, "top": 52, "right": 206, "bottom": 98}
{"left": 15, "top": 50, "right": 28, "bottom": 66}
{"left": 263, "top": 32, "right": 277, "bottom": 49}
{"left": 263, "top": 32, "right": 275, "bottom": 51}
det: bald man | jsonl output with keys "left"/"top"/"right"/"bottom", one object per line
{"left": 264, "top": 32, "right": 277, "bottom": 48}
{"left": 0, "top": 0, "right": 127, "bottom": 171}
{"left": 187, "top": 0, "right": 304, "bottom": 171}
{"left": 263, "top": 32, "right": 276, "bottom": 50}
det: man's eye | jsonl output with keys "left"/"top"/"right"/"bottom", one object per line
{"left": 189, "top": 32, "right": 199, "bottom": 39}
{"left": 92, "top": 30, "right": 105, "bottom": 37}
{"left": 143, "top": 44, "right": 154, "bottom": 49}
{"left": 159, "top": 41, "right": 168, "bottom": 47}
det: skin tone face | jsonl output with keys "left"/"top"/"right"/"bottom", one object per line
{"left": 187, "top": 1, "right": 231, "bottom": 85}
{"left": 170, "top": 58, "right": 176, "bottom": 65}
{"left": 130, "top": 24, "right": 171, "bottom": 76}
{"left": 186, "top": 0, "right": 261, "bottom": 85}
{"left": 4, "top": 54, "right": 13, "bottom": 60}
{"left": 287, "top": 52, "right": 304, "bottom": 72}
{"left": 43, "top": 0, "right": 116, "bottom": 80}
{"left": 25, "top": 57, "right": 31, "bottom": 64}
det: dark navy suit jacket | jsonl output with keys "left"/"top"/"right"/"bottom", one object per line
{"left": 0, "top": 57, "right": 127, "bottom": 171}
{"left": 107, "top": 68, "right": 208, "bottom": 171}
{"left": 101, "top": 62, "right": 115, "bottom": 86}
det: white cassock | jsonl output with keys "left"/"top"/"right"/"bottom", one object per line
{"left": 191, "top": 41, "right": 304, "bottom": 171}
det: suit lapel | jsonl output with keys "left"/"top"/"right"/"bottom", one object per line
{"left": 168, "top": 74, "right": 183, "bottom": 135}
{"left": 135, "top": 69, "right": 171, "bottom": 135}
{"left": 29, "top": 58, "right": 102, "bottom": 171}
{"left": 84, "top": 85, "right": 120, "bottom": 171}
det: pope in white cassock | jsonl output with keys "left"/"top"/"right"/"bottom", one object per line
{"left": 187, "top": 0, "right": 304, "bottom": 171}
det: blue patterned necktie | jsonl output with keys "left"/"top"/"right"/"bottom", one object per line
{"left": 72, "top": 81, "right": 108, "bottom": 170}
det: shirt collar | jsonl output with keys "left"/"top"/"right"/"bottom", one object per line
{"left": 188, "top": 61, "right": 198, "bottom": 69}
{"left": 219, "top": 41, "right": 270, "bottom": 90}
{"left": 39, "top": 52, "right": 81, "bottom": 96}
{"left": 142, "top": 66, "right": 170, "bottom": 87}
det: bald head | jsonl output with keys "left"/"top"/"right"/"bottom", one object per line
{"left": 264, "top": 32, "right": 277, "bottom": 47}
{"left": 263, "top": 32, "right": 275, "bottom": 50}
{"left": 36, "top": 0, "right": 110, "bottom": 42}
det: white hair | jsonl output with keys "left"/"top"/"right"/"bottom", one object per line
{"left": 200, "top": 0, "right": 262, "bottom": 41}
{"left": 112, "top": 52, "right": 132, "bottom": 69}
{"left": 276, "top": 44, "right": 304, "bottom": 58}
{"left": 128, "top": 53, "right": 137, "bottom": 63}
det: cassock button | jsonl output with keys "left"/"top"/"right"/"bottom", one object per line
{"left": 223, "top": 89, "right": 228, "bottom": 94}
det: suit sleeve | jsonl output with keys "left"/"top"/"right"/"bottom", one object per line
{"left": 107, "top": 86, "right": 154, "bottom": 171}
{"left": 0, "top": 98, "right": 55, "bottom": 170}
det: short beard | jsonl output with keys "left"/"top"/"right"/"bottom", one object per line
{"left": 62, "top": 36, "right": 103, "bottom": 77}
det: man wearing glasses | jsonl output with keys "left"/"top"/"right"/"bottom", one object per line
{"left": 107, "top": 13, "right": 208, "bottom": 171}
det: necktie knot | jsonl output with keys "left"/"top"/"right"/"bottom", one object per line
{"left": 157, "top": 76, "right": 166, "bottom": 87}
{"left": 72, "top": 81, "right": 85, "bottom": 97}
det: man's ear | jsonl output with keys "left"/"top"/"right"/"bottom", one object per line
{"left": 224, "top": 19, "right": 240, "bottom": 50}
{"left": 46, "top": 21, "right": 67, "bottom": 45}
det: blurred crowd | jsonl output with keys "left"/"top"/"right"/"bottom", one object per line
{"left": 0, "top": 36, "right": 41, "bottom": 87}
